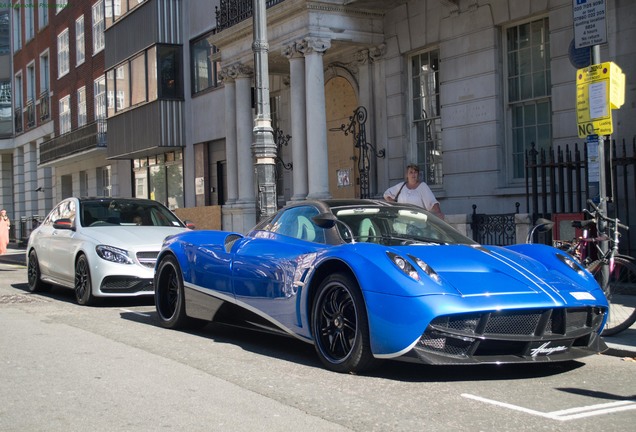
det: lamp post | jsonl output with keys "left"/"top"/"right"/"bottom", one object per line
{"left": 252, "top": 0, "right": 278, "bottom": 219}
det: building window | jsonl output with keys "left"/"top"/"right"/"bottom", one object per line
{"left": 57, "top": 29, "right": 70, "bottom": 78}
{"left": 506, "top": 17, "right": 551, "bottom": 179}
{"left": 97, "top": 165, "right": 112, "bottom": 196}
{"left": 0, "top": 11, "right": 9, "bottom": 54}
{"left": 12, "top": 7, "right": 21, "bottom": 52}
{"left": 92, "top": 1, "right": 105, "bottom": 54}
{"left": 130, "top": 53, "right": 147, "bottom": 106}
{"left": 133, "top": 150, "right": 184, "bottom": 209}
{"left": 59, "top": 95, "right": 71, "bottom": 134}
{"left": 39, "top": 52, "right": 50, "bottom": 94}
{"left": 105, "top": 0, "right": 147, "bottom": 29}
{"left": 25, "top": 2, "right": 35, "bottom": 41}
{"left": 191, "top": 32, "right": 220, "bottom": 94}
{"left": 56, "top": 3, "right": 68, "bottom": 14}
{"left": 80, "top": 170, "right": 88, "bottom": 197}
{"left": 38, "top": 3, "right": 49, "bottom": 29}
{"left": 158, "top": 45, "right": 183, "bottom": 100}
{"left": 76, "top": 16, "right": 85, "bottom": 66}
{"left": 26, "top": 63, "right": 36, "bottom": 105}
{"left": 0, "top": 81, "right": 12, "bottom": 136}
{"left": 94, "top": 76, "right": 106, "bottom": 119}
{"left": 106, "top": 45, "right": 181, "bottom": 116}
{"left": 78, "top": 87, "right": 87, "bottom": 127}
{"left": 410, "top": 50, "right": 442, "bottom": 186}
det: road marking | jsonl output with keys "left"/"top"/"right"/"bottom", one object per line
{"left": 462, "top": 393, "right": 636, "bottom": 421}
{"left": 120, "top": 308, "right": 151, "bottom": 317}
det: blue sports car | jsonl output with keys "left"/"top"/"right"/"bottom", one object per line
{"left": 154, "top": 199, "right": 608, "bottom": 373}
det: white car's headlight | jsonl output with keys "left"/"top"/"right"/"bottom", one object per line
{"left": 96, "top": 245, "right": 134, "bottom": 264}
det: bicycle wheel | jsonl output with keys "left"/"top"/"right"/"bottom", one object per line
{"left": 588, "top": 256, "right": 636, "bottom": 336}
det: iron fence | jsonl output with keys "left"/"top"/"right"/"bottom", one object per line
{"left": 525, "top": 136, "right": 635, "bottom": 257}
{"left": 471, "top": 203, "right": 520, "bottom": 246}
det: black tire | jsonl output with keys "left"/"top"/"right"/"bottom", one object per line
{"left": 155, "top": 255, "right": 202, "bottom": 329}
{"left": 311, "top": 273, "right": 378, "bottom": 374}
{"left": 75, "top": 254, "right": 97, "bottom": 306}
{"left": 27, "top": 250, "right": 50, "bottom": 293}
{"left": 589, "top": 256, "right": 636, "bottom": 336}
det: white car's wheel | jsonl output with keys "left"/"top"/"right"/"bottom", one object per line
{"left": 75, "top": 254, "right": 97, "bottom": 306}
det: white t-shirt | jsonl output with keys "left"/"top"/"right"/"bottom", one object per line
{"left": 383, "top": 181, "right": 438, "bottom": 210}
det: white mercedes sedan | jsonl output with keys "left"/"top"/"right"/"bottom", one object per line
{"left": 27, "top": 197, "right": 190, "bottom": 305}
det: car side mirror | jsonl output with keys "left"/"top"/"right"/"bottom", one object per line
{"left": 311, "top": 213, "right": 337, "bottom": 228}
{"left": 53, "top": 218, "right": 74, "bottom": 230}
{"left": 184, "top": 220, "right": 196, "bottom": 230}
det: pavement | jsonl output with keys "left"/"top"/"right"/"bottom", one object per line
{"left": 1, "top": 242, "right": 634, "bottom": 359}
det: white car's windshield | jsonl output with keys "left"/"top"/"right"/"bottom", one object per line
{"left": 80, "top": 199, "right": 184, "bottom": 228}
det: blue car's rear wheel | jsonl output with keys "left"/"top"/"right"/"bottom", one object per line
{"left": 311, "top": 273, "right": 377, "bottom": 373}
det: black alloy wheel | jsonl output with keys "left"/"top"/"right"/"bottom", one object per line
{"left": 155, "top": 255, "right": 203, "bottom": 329}
{"left": 311, "top": 273, "right": 377, "bottom": 374}
{"left": 75, "top": 254, "right": 96, "bottom": 306}
{"left": 27, "top": 250, "right": 50, "bottom": 293}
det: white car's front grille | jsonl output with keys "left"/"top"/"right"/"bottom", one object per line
{"left": 136, "top": 251, "right": 159, "bottom": 268}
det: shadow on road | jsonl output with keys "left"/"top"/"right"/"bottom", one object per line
{"left": 118, "top": 307, "right": 586, "bottom": 383}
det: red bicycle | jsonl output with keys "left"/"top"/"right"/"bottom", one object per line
{"left": 530, "top": 200, "right": 636, "bottom": 336}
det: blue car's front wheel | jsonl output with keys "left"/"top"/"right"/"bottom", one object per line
{"left": 311, "top": 273, "right": 377, "bottom": 374}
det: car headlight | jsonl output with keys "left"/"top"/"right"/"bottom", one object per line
{"left": 386, "top": 252, "right": 420, "bottom": 281}
{"left": 556, "top": 253, "right": 585, "bottom": 276}
{"left": 409, "top": 255, "right": 443, "bottom": 284}
{"left": 96, "top": 245, "right": 134, "bottom": 264}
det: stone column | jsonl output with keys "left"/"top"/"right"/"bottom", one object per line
{"left": 283, "top": 42, "right": 308, "bottom": 201}
{"left": 234, "top": 65, "right": 255, "bottom": 205}
{"left": 298, "top": 38, "right": 331, "bottom": 200}
{"left": 220, "top": 68, "right": 238, "bottom": 204}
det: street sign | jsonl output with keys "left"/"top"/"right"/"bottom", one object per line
{"left": 576, "top": 62, "right": 625, "bottom": 138}
{"left": 572, "top": 0, "right": 607, "bottom": 49}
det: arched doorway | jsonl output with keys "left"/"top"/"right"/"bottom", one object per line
{"left": 325, "top": 75, "right": 358, "bottom": 199}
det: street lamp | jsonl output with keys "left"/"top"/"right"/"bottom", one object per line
{"left": 252, "top": 0, "right": 278, "bottom": 219}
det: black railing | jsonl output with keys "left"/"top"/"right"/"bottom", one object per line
{"left": 14, "top": 108, "right": 22, "bottom": 133}
{"left": 26, "top": 99, "right": 35, "bottom": 128}
{"left": 39, "top": 90, "right": 50, "bottom": 121}
{"left": 525, "top": 137, "right": 635, "bottom": 256}
{"left": 17, "top": 215, "right": 43, "bottom": 245}
{"left": 39, "top": 119, "right": 108, "bottom": 164}
{"left": 471, "top": 203, "right": 520, "bottom": 246}
{"left": 215, "top": 0, "right": 286, "bottom": 31}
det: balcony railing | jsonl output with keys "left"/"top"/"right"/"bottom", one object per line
{"left": 39, "top": 119, "right": 108, "bottom": 165}
{"left": 14, "top": 108, "right": 22, "bottom": 133}
{"left": 215, "top": 0, "right": 286, "bottom": 32}
{"left": 26, "top": 99, "right": 35, "bottom": 128}
{"left": 39, "top": 90, "right": 50, "bottom": 121}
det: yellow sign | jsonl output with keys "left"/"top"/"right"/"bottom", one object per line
{"left": 576, "top": 62, "right": 625, "bottom": 138}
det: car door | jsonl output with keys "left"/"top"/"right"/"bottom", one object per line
{"left": 47, "top": 199, "right": 80, "bottom": 284}
{"left": 33, "top": 205, "right": 62, "bottom": 279}
{"left": 232, "top": 206, "right": 327, "bottom": 331}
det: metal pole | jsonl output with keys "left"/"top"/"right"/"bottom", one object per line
{"left": 252, "top": 0, "right": 278, "bottom": 219}
{"left": 591, "top": 44, "right": 609, "bottom": 289}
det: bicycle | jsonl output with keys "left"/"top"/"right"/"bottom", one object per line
{"left": 529, "top": 200, "right": 636, "bottom": 336}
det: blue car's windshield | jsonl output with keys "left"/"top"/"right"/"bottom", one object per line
{"left": 332, "top": 205, "right": 476, "bottom": 245}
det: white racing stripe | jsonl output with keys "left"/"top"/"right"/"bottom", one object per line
{"left": 119, "top": 308, "right": 151, "bottom": 317}
{"left": 462, "top": 393, "right": 636, "bottom": 421}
